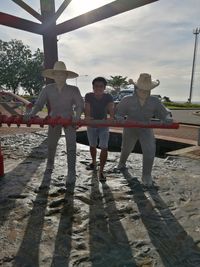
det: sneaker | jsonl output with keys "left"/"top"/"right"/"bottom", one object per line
{"left": 141, "top": 176, "right": 153, "bottom": 187}
{"left": 113, "top": 165, "right": 128, "bottom": 173}
{"left": 86, "top": 163, "right": 96, "bottom": 170}
{"left": 99, "top": 172, "right": 106, "bottom": 183}
{"left": 143, "top": 181, "right": 159, "bottom": 190}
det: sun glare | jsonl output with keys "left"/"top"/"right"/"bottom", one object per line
{"left": 72, "top": 0, "right": 113, "bottom": 14}
{"left": 57, "top": 0, "right": 115, "bottom": 24}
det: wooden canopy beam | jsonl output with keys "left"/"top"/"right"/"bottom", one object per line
{"left": 54, "top": 0, "right": 73, "bottom": 22}
{"left": 0, "top": 12, "right": 42, "bottom": 34}
{"left": 40, "top": 0, "right": 58, "bottom": 74}
{"left": 56, "top": 0, "right": 158, "bottom": 35}
{"left": 11, "top": 0, "right": 42, "bottom": 22}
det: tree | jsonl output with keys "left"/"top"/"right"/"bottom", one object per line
{"left": 107, "top": 75, "right": 129, "bottom": 94}
{"left": 0, "top": 39, "right": 45, "bottom": 95}
{"left": 162, "top": 96, "right": 172, "bottom": 102}
{"left": 21, "top": 49, "right": 44, "bottom": 96}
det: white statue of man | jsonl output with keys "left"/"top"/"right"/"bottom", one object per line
{"left": 25, "top": 61, "right": 84, "bottom": 185}
{"left": 115, "top": 73, "right": 173, "bottom": 188}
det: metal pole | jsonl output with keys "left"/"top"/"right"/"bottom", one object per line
{"left": 189, "top": 27, "right": 200, "bottom": 103}
{"left": 0, "top": 141, "right": 4, "bottom": 177}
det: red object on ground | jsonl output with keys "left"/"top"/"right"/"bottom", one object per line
{"left": 0, "top": 115, "right": 180, "bottom": 129}
{"left": 0, "top": 142, "right": 4, "bottom": 178}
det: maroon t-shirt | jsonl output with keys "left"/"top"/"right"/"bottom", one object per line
{"left": 85, "top": 93, "right": 113, "bottom": 119}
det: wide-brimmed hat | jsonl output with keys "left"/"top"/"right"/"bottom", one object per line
{"left": 132, "top": 73, "right": 160, "bottom": 91}
{"left": 42, "top": 61, "right": 78, "bottom": 79}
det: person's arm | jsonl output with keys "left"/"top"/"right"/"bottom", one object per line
{"left": 84, "top": 93, "right": 93, "bottom": 120}
{"left": 84, "top": 102, "right": 92, "bottom": 119}
{"left": 107, "top": 95, "right": 115, "bottom": 120}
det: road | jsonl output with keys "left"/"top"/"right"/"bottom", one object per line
{"left": 171, "top": 109, "right": 200, "bottom": 125}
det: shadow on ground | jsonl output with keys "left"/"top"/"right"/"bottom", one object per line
{"left": 122, "top": 170, "right": 200, "bottom": 267}
{"left": 89, "top": 171, "right": 137, "bottom": 266}
{"left": 0, "top": 138, "right": 48, "bottom": 226}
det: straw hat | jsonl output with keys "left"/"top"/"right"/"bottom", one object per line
{"left": 42, "top": 61, "right": 78, "bottom": 79}
{"left": 132, "top": 73, "right": 160, "bottom": 91}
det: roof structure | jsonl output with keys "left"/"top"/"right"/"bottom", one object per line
{"left": 0, "top": 0, "right": 158, "bottom": 72}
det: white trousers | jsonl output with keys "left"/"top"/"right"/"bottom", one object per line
{"left": 119, "top": 128, "right": 156, "bottom": 177}
{"left": 47, "top": 125, "right": 76, "bottom": 175}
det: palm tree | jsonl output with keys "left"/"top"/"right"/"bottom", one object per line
{"left": 107, "top": 75, "right": 129, "bottom": 94}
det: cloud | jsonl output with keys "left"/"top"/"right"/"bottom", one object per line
{"left": 0, "top": 0, "right": 200, "bottom": 101}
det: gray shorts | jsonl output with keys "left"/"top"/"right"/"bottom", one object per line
{"left": 87, "top": 127, "right": 109, "bottom": 149}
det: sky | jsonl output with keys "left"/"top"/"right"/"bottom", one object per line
{"left": 0, "top": 0, "right": 200, "bottom": 102}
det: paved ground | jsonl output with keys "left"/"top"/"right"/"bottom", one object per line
{"left": 170, "top": 109, "right": 200, "bottom": 125}
{"left": 1, "top": 133, "right": 200, "bottom": 267}
{"left": 154, "top": 125, "right": 199, "bottom": 145}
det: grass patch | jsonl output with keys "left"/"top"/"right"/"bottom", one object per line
{"left": 164, "top": 102, "right": 200, "bottom": 109}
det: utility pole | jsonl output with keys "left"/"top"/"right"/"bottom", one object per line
{"left": 188, "top": 27, "right": 200, "bottom": 103}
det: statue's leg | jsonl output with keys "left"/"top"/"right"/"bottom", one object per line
{"left": 47, "top": 125, "right": 62, "bottom": 170}
{"left": 118, "top": 128, "right": 138, "bottom": 170}
{"left": 64, "top": 126, "right": 76, "bottom": 184}
{"left": 139, "top": 129, "right": 156, "bottom": 185}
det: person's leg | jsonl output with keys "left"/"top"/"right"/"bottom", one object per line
{"left": 139, "top": 129, "right": 156, "bottom": 186}
{"left": 87, "top": 127, "right": 98, "bottom": 169}
{"left": 99, "top": 149, "right": 108, "bottom": 173}
{"left": 118, "top": 128, "right": 138, "bottom": 170}
{"left": 98, "top": 128, "right": 109, "bottom": 181}
{"left": 90, "top": 146, "right": 97, "bottom": 166}
{"left": 64, "top": 126, "right": 77, "bottom": 184}
{"left": 47, "top": 125, "right": 61, "bottom": 171}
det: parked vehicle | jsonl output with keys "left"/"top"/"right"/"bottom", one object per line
{"left": 114, "top": 89, "right": 134, "bottom": 105}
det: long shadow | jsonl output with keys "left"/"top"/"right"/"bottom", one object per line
{"left": 122, "top": 171, "right": 200, "bottom": 267}
{"left": 13, "top": 171, "right": 52, "bottom": 267}
{"left": 0, "top": 138, "right": 48, "bottom": 226}
{"left": 102, "top": 183, "right": 137, "bottom": 266}
{"left": 89, "top": 172, "right": 137, "bottom": 266}
{"left": 51, "top": 183, "right": 75, "bottom": 266}
{"left": 89, "top": 171, "right": 110, "bottom": 266}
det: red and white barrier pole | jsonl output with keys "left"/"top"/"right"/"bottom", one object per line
{"left": 0, "top": 115, "right": 179, "bottom": 177}
{"left": 0, "top": 115, "right": 180, "bottom": 129}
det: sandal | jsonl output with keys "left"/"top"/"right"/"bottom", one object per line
{"left": 86, "top": 163, "right": 96, "bottom": 170}
{"left": 99, "top": 172, "right": 106, "bottom": 182}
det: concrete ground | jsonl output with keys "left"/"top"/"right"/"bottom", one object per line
{"left": 170, "top": 109, "right": 200, "bottom": 126}
{"left": 1, "top": 132, "right": 200, "bottom": 267}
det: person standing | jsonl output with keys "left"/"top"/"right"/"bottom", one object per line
{"left": 115, "top": 73, "right": 173, "bottom": 188}
{"left": 24, "top": 61, "right": 84, "bottom": 185}
{"left": 84, "top": 77, "right": 114, "bottom": 182}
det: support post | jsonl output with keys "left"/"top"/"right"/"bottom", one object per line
{"left": 0, "top": 141, "right": 4, "bottom": 177}
{"left": 40, "top": 0, "right": 58, "bottom": 114}
{"left": 40, "top": 0, "right": 58, "bottom": 72}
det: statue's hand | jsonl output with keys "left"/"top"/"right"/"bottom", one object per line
{"left": 23, "top": 112, "right": 34, "bottom": 121}
{"left": 164, "top": 114, "right": 173, "bottom": 124}
{"left": 115, "top": 115, "right": 125, "bottom": 122}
